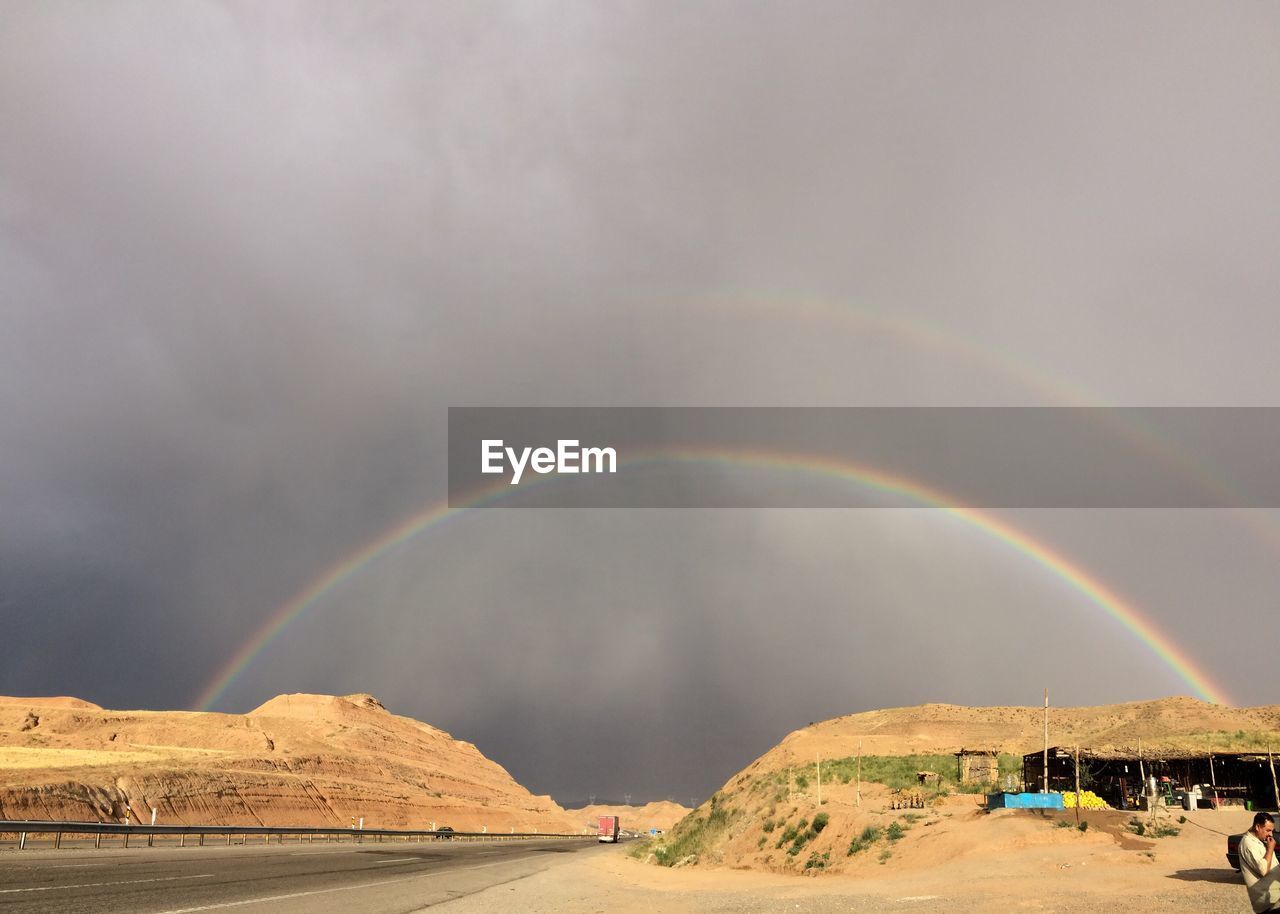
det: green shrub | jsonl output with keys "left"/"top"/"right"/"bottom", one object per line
{"left": 762, "top": 819, "right": 776, "bottom": 833}
{"left": 887, "top": 821, "right": 905, "bottom": 842}
{"left": 1077, "top": 821, "right": 1088, "bottom": 832}
{"left": 651, "top": 802, "right": 738, "bottom": 867}
{"left": 788, "top": 829, "right": 816, "bottom": 856}
{"left": 812, "top": 812, "right": 830, "bottom": 834}
{"left": 628, "top": 838, "right": 654, "bottom": 859}
{"left": 847, "top": 825, "right": 881, "bottom": 856}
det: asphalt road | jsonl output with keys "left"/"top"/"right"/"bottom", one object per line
{"left": 0, "top": 838, "right": 602, "bottom": 913}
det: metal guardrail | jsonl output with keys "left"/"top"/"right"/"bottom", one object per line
{"left": 0, "top": 820, "right": 592, "bottom": 850}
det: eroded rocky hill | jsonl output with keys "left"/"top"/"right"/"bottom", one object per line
{"left": 0, "top": 693, "right": 578, "bottom": 832}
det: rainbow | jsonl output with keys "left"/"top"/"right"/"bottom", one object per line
{"left": 699, "top": 295, "right": 1280, "bottom": 542}
{"left": 193, "top": 447, "right": 1234, "bottom": 711}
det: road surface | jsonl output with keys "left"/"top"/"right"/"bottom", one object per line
{"left": 0, "top": 838, "right": 602, "bottom": 913}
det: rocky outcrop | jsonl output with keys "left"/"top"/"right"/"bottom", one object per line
{"left": 0, "top": 694, "right": 578, "bottom": 832}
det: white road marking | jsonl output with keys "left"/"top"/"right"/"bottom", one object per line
{"left": 47, "top": 863, "right": 108, "bottom": 868}
{"left": 147, "top": 856, "right": 534, "bottom": 913}
{"left": 0, "top": 874, "right": 214, "bottom": 894}
{"left": 370, "top": 857, "right": 418, "bottom": 864}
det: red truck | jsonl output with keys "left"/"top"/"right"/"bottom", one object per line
{"left": 597, "top": 815, "right": 620, "bottom": 843}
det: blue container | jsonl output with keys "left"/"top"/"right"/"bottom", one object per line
{"left": 987, "top": 792, "right": 1064, "bottom": 809}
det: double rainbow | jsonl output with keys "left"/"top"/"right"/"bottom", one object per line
{"left": 194, "top": 446, "right": 1233, "bottom": 711}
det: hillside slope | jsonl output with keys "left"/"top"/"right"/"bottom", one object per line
{"left": 0, "top": 693, "right": 578, "bottom": 832}
{"left": 568, "top": 801, "right": 691, "bottom": 833}
{"left": 651, "top": 697, "right": 1280, "bottom": 874}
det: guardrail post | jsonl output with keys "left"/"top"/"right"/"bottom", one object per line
{"left": 95, "top": 832, "right": 102, "bottom": 849}
{"left": 180, "top": 834, "right": 185, "bottom": 847}
{"left": 148, "top": 833, "right": 154, "bottom": 848}
{"left": 124, "top": 833, "right": 130, "bottom": 849}
{"left": 18, "top": 831, "right": 26, "bottom": 850}
{"left": 54, "top": 830, "right": 62, "bottom": 849}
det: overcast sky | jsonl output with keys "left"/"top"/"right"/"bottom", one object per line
{"left": 3, "top": 1, "right": 1279, "bottom": 803}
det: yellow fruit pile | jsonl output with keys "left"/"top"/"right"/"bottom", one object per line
{"left": 1061, "top": 790, "right": 1109, "bottom": 809}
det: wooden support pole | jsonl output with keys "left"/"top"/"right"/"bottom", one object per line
{"left": 1074, "top": 746, "right": 1081, "bottom": 827}
{"left": 1209, "top": 752, "right": 1219, "bottom": 809}
{"left": 1043, "top": 689, "right": 1050, "bottom": 793}
{"left": 1269, "top": 750, "right": 1279, "bottom": 812}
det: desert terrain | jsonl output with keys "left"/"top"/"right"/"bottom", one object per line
{"left": 434, "top": 805, "right": 1257, "bottom": 914}
{"left": 642, "top": 696, "right": 1280, "bottom": 876}
{"left": 567, "top": 800, "right": 691, "bottom": 833}
{"left": 0, "top": 693, "right": 578, "bottom": 832}
{"left": 1, "top": 695, "right": 1274, "bottom": 912}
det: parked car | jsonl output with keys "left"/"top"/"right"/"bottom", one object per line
{"left": 1227, "top": 814, "right": 1278, "bottom": 870}
{"left": 436, "top": 825, "right": 455, "bottom": 840}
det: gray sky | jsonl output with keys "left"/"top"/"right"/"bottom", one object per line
{"left": 3, "top": 1, "right": 1279, "bottom": 803}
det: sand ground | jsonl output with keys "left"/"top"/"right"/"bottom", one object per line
{"left": 435, "top": 807, "right": 1255, "bottom": 914}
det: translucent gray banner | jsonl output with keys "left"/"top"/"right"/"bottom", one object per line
{"left": 447, "top": 407, "right": 1280, "bottom": 508}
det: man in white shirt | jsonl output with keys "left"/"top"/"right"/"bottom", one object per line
{"left": 1241, "top": 812, "right": 1280, "bottom": 914}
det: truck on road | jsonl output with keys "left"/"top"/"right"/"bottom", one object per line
{"left": 597, "top": 815, "right": 620, "bottom": 843}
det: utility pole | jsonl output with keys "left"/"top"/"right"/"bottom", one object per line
{"left": 1042, "top": 688, "right": 1050, "bottom": 794}
{"left": 856, "top": 741, "right": 862, "bottom": 808}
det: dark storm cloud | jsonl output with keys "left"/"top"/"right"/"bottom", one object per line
{"left": 2, "top": 1, "right": 1279, "bottom": 800}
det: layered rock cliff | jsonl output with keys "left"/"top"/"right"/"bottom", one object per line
{"left": 0, "top": 693, "right": 578, "bottom": 832}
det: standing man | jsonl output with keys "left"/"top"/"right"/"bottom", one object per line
{"left": 1241, "top": 812, "right": 1280, "bottom": 913}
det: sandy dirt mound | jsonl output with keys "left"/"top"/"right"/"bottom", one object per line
{"left": 0, "top": 693, "right": 578, "bottom": 833}
{"left": 649, "top": 697, "right": 1280, "bottom": 876}
{"left": 438, "top": 807, "right": 1255, "bottom": 914}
